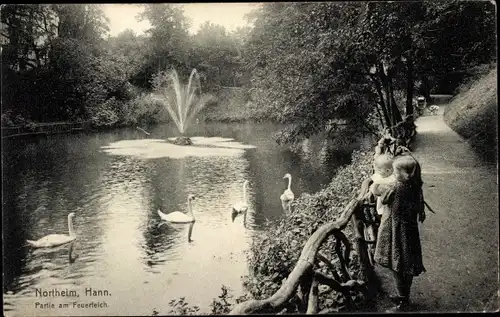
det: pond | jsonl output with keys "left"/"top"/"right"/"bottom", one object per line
{"left": 2, "top": 122, "right": 369, "bottom": 316}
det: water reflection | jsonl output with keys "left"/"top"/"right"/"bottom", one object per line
{"left": 3, "top": 122, "right": 360, "bottom": 316}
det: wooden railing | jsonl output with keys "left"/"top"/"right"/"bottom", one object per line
{"left": 229, "top": 119, "right": 417, "bottom": 315}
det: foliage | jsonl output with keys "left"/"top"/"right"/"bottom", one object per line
{"left": 1, "top": 4, "right": 125, "bottom": 124}
{"left": 190, "top": 22, "right": 243, "bottom": 89}
{"left": 106, "top": 29, "right": 148, "bottom": 84}
{"left": 120, "top": 93, "right": 169, "bottom": 126}
{"left": 413, "top": 0, "right": 496, "bottom": 94}
{"left": 134, "top": 3, "right": 191, "bottom": 88}
{"left": 162, "top": 285, "right": 248, "bottom": 316}
{"left": 167, "top": 297, "right": 200, "bottom": 316}
{"left": 241, "top": 1, "right": 496, "bottom": 144}
{"left": 1, "top": 2, "right": 495, "bottom": 132}
{"left": 88, "top": 97, "right": 120, "bottom": 127}
{"left": 201, "top": 87, "right": 264, "bottom": 122}
{"left": 1, "top": 4, "right": 249, "bottom": 128}
{"left": 209, "top": 285, "right": 235, "bottom": 315}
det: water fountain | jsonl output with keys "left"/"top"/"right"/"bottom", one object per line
{"left": 152, "top": 68, "right": 214, "bottom": 145}
{"left": 102, "top": 69, "right": 256, "bottom": 159}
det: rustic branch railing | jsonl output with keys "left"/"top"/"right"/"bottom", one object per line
{"left": 229, "top": 180, "right": 373, "bottom": 315}
{"left": 229, "top": 119, "right": 417, "bottom": 315}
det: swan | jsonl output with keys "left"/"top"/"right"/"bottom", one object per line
{"left": 26, "top": 213, "right": 77, "bottom": 248}
{"left": 232, "top": 180, "right": 249, "bottom": 224}
{"left": 280, "top": 173, "right": 295, "bottom": 212}
{"left": 157, "top": 195, "right": 197, "bottom": 242}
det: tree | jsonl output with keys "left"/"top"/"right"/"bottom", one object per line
{"left": 242, "top": 1, "right": 496, "bottom": 144}
{"left": 107, "top": 28, "right": 148, "bottom": 84}
{"left": 412, "top": 0, "right": 496, "bottom": 96}
{"left": 243, "top": 2, "right": 380, "bottom": 144}
{"left": 135, "top": 3, "right": 191, "bottom": 88}
{"left": 1, "top": 4, "right": 127, "bottom": 123}
{"left": 191, "top": 22, "right": 241, "bottom": 89}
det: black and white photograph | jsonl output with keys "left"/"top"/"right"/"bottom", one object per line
{"left": 1, "top": 2, "right": 498, "bottom": 316}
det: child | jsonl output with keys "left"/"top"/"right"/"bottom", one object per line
{"left": 370, "top": 153, "right": 396, "bottom": 217}
{"left": 374, "top": 154, "right": 426, "bottom": 312}
{"left": 363, "top": 153, "right": 396, "bottom": 266}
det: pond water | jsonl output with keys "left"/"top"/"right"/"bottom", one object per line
{"left": 2, "top": 122, "right": 368, "bottom": 316}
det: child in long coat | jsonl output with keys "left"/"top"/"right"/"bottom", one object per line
{"left": 374, "top": 153, "right": 426, "bottom": 311}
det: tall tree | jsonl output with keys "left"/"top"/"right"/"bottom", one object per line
{"left": 191, "top": 22, "right": 241, "bottom": 89}
{"left": 136, "top": 3, "right": 191, "bottom": 87}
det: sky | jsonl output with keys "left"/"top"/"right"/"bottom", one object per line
{"left": 102, "top": 3, "right": 259, "bottom": 36}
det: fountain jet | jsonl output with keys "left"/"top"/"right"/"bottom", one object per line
{"left": 152, "top": 69, "right": 214, "bottom": 144}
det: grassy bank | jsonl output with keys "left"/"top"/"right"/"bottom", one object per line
{"left": 443, "top": 65, "right": 497, "bottom": 162}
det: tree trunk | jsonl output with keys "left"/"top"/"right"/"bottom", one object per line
{"left": 419, "top": 76, "right": 432, "bottom": 103}
{"left": 369, "top": 75, "right": 391, "bottom": 127}
{"left": 405, "top": 55, "right": 414, "bottom": 117}
{"left": 390, "top": 83, "right": 402, "bottom": 124}
{"left": 377, "top": 62, "right": 394, "bottom": 128}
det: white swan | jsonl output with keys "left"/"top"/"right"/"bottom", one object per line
{"left": 26, "top": 213, "right": 76, "bottom": 248}
{"left": 280, "top": 173, "right": 295, "bottom": 212}
{"left": 232, "top": 180, "right": 249, "bottom": 224}
{"left": 157, "top": 195, "right": 197, "bottom": 242}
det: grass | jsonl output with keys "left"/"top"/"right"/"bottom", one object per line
{"left": 443, "top": 64, "right": 497, "bottom": 162}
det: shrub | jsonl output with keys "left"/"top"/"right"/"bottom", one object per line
{"left": 88, "top": 97, "right": 121, "bottom": 128}
{"left": 162, "top": 286, "right": 247, "bottom": 316}
{"left": 166, "top": 297, "right": 200, "bottom": 316}
{"left": 120, "top": 93, "right": 169, "bottom": 126}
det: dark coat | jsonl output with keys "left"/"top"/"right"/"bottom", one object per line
{"left": 374, "top": 181, "right": 426, "bottom": 276}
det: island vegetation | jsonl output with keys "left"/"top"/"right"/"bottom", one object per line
{"left": 1, "top": 1, "right": 496, "bottom": 315}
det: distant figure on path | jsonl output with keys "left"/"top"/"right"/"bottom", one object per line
{"left": 374, "top": 154, "right": 426, "bottom": 312}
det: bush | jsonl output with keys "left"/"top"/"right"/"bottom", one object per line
{"left": 166, "top": 298, "right": 200, "bottom": 316}
{"left": 161, "top": 286, "right": 247, "bottom": 316}
{"left": 119, "top": 93, "right": 169, "bottom": 126}
{"left": 88, "top": 97, "right": 121, "bottom": 128}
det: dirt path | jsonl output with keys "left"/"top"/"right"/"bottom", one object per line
{"left": 374, "top": 105, "right": 499, "bottom": 312}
